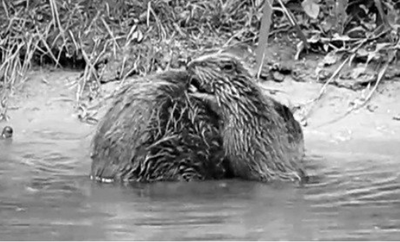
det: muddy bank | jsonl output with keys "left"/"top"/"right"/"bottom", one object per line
{"left": 3, "top": 68, "right": 400, "bottom": 148}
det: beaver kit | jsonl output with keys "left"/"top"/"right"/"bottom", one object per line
{"left": 91, "top": 70, "right": 228, "bottom": 182}
{"left": 91, "top": 53, "right": 306, "bottom": 183}
{"left": 187, "top": 52, "right": 306, "bottom": 182}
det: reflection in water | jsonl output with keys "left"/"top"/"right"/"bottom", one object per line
{"left": 0, "top": 124, "right": 399, "bottom": 240}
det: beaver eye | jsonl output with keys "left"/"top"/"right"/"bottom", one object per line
{"left": 222, "top": 63, "right": 235, "bottom": 71}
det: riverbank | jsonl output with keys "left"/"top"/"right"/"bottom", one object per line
{"left": 3, "top": 66, "right": 399, "bottom": 153}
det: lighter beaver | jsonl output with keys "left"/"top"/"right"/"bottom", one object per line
{"left": 90, "top": 70, "right": 228, "bottom": 183}
{"left": 186, "top": 52, "right": 306, "bottom": 182}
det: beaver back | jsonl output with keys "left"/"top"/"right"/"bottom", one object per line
{"left": 91, "top": 70, "right": 228, "bottom": 182}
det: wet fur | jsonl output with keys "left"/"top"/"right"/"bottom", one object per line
{"left": 91, "top": 70, "right": 228, "bottom": 182}
{"left": 187, "top": 52, "right": 306, "bottom": 182}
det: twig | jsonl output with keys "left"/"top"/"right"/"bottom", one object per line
{"left": 302, "top": 55, "right": 351, "bottom": 119}
{"left": 255, "top": 0, "right": 273, "bottom": 79}
{"left": 315, "top": 60, "right": 390, "bottom": 128}
{"left": 276, "top": 0, "right": 309, "bottom": 49}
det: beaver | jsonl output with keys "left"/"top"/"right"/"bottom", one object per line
{"left": 90, "top": 70, "right": 229, "bottom": 183}
{"left": 1, "top": 126, "right": 13, "bottom": 139}
{"left": 186, "top": 52, "right": 306, "bottom": 182}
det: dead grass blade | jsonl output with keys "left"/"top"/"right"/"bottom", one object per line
{"left": 255, "top": 0, "right": 273, "bottom": 79}
{"left": 276, "top": 0, "right": 309, "bottom": 49}
{"left": 35, "top": 25, "right": 61, "bottom": 67}
{"left": 100, "top": 16, "right": 119, "bottom": 56}
{"left": 374, "top": 0, "right": 389, "bottom": 27}
{"left": 49, "top": 0, "right": 63, "bottom": 33}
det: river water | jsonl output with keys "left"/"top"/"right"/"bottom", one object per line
{"left": 0, "top": 116, "right": 399, "bottom": 240}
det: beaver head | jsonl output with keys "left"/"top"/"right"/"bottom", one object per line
{"left": 186, "top": 51, "right": 265, "bottom": 123}
{"left": 186, "top": 52, "right": 306, "bottom": 183}
{"left": 187, "top": 52, "right": 254, "bottom": 95}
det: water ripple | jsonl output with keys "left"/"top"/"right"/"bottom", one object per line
{"left": 1, "top": 126, "right": 400, "bottom": 240}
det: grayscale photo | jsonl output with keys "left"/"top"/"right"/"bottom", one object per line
{"left": 0, "top": 0, "right": 399, "bottom": 240}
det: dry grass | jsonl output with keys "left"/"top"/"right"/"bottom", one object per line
{"left": 0, "top": 0, "right": 265, "bottom": 117}
{"left": 0, "top": 0, "right": 398, "bottom": 121}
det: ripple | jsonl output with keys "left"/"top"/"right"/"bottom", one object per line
{"left": 1, "top": 125, "right": 400, "bottom": 240}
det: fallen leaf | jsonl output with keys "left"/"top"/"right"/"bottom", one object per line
{"left": 301, "top": 0, "right": 320, "bottom": 19}
{"left": 132, "top": 30, "right": 143, "bottom": 43}
{"left": 321, "top": 51, "right": 339, "bottom": 66}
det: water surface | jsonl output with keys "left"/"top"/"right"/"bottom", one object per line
{"left": 0, "top": 119, "right": 399, "bottom": 240}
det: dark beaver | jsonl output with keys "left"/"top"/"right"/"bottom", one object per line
{"left": 186, "top": 52, "right": 306, "bottom": 182}
{"left": 1, "top": 126, "right": 13, "bottom": 139}
{"left": 90, "top": 70, "right": 228, "bottom": 182}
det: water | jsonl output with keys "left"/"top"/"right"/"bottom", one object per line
{"left": 0, "top": 119, "right": 399, "bottom": 240}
